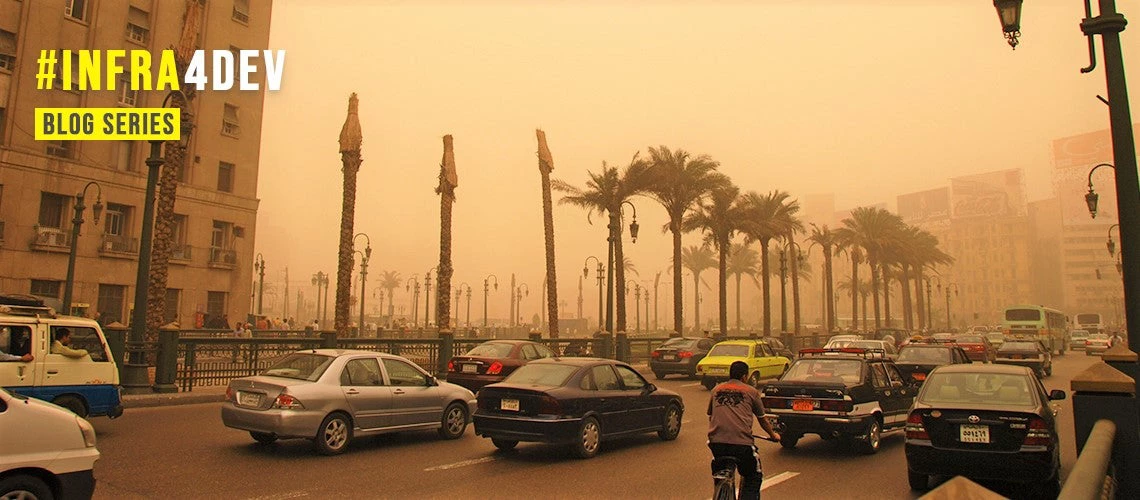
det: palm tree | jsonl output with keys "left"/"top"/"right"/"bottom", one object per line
{"left": 894, "top": 226, "right": 953, "bottom": 330}
{"left": 680, "top": 244, "right": 717, "bottom": 333}
{"left": 683, "top": 183, "right": 748, "bottom": 338}
{"left": 643, "top": 146, "right": 727, "bottom": 335}
{"left": 334, "top": 94, "right": 363, "bottom": 336}
{"left": 807, "top": 224, "right": 840, "bottom": 332}
{"left": 536, "top": 129, "right": 559, "bottom": 337}
{"left": 435, "top": 135, "right": 458, "bottom": 330}
{"left": 554, "top": 157, "right": 650, "bottom": 333}
{"left": 836, "top": 207, "right": 904, "bottom": 331}
{"left": 739, "top": 191, "right": 801, "bottom": 336}
{"left": 377, "top": 271, "right": 402, "bottom": 322}
{"left": 837, "top": 276, "right": 872, "bottom": 331}
{"left": 726, "top": 243, "right": 760, "bottom": 332}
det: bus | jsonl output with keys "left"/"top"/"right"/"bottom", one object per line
{"left": 1075, "top": 313, "right": 1104, "bottom": 335}
{"left": 1002, "top": 305, "right": 1069, "bottom": 355}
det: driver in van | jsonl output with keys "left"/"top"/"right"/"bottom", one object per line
{"left": 51, "top": 328, "right": 89, "bottom": 359}
{"left": 0, "top": 326, "right": 33, "bottom": 362}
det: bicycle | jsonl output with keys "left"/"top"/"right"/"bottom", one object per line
{"left": 712, "top": 435, "right": 778, "bottom": 500}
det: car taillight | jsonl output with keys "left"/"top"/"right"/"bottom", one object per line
{"left": 819, "top": 399, "right": 853, "bottom": 412}
{"left": 273, "top": 393, "right": 305, "bottom": 410}
{"left": 651, "top": 351, "right": 661, "bottom": 358}
{"left": 487, "top": 361, "right": 503, "bottom": 375}
{"left": 447, "top": 359, "right": 456, "bottom": 372}
{"left": 679, "top": 351, "right": 694, "bottom": 358}
{"left": 1086, "top": 340, "right": 1091, "bottom": 346}
{"left": 226, "top": 386, "right": 235, "bottom": 402}
{"left": 761, "top": 397, "right": 784, "bottom": 409}
{"left": 1023, "top": 417, "right": 1052, "bottom": 446}
{"left": 905, "top": 412, "right": 928, "bottom": 440}
{"left": 538, "top": 395, "right": 562, "bottom": 415}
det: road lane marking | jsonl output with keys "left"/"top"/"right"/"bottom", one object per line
{"left": 246, "top": 491, "right": 309, "bottom": 500}
{"left": 761, "top": 471, "right": 799, "bottom": 490}
{"left": 681, "top": 383, "right": 701, "bottom": 387}
{"left": 424, "top": 456, "right": 500, "bottom": 471}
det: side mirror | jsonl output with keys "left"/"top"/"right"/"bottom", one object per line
{"left": 427, "top": 376, "right": 439, "bottom": 387}
{"left": 643, "top": 384, "right": 657, "bottom": 394}
{"left": 1048, "top": 389, "right": 1067, "bottom": 401}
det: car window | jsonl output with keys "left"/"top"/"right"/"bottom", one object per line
{"left": 382, "top": 358, "right": 428, "bottom": 386}
{"left": 614, "top": 365, "right": 646, "bottom": 390}
{"left": 591, "top": 365, "right": 621, "bottom": 391}
{"left": 758, "top": 344, "right": 774, "bottom": 357}
{"left": 262, "top": 353, "right": 335, "bottom": 381}
{"left": 49, "top": 326, "right": 107, "bottom": 362}
{"left": 898, "top": 347, "right": 950, "bottom": 363}
{"left": 870, "top": 363, "right": 890, "bottom": 389}
{"left": 783, "top": 359, "right": 863, "bottom": 384}
{"left": 535, "top": 344, "right": 556, "bottom": 358}
{"left": 0, "top": 325, "right": 32, "bottom": 356}
{"left": 708, "top": 344, "right": 749, "bottom": 357}
{"left": 922, "top": 372, "right": 1035, "bottom": 406}
{"left": 884, "top": 364, "right": 904, "bottom": 385}
{"left": 340, "top": 358, "right": 383, "bottom": 386}
{"left": 506, "top": 363, "right": 578, "bottom": 387}
{"left": 521, "top": 344, "right": 540, "bottom": 360}
{"left": 465, "top": 342, "right": 515, "bottom": 358}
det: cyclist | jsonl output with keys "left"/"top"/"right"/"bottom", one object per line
{"left": 708, "top": 361, "right": 781, "bottom": 500}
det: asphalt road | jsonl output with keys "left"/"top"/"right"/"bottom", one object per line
{"left": 90, "top": 353, "right": 1102, "bottom": 499}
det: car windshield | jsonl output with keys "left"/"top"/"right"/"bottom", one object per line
{"left": 825, "top": 340, "right": 857, "bottom": 348}
{"left": 1005, "top": 308, "right": 1041, "bottom": 321}
{"left": 921, "top": 372, "right": 1036, "bottom": 407}
{"left": 466, "top": 342, "right": 515, "bottom": 358}
{"left": 847, "top": 341, "right": 884, "bottom": 350}
{"left": 955, "top": 336, "right": 984, "bottom": 344}
{"left": 1071, "top": 330, "right": 1089, "bottom": 338}
{"left": 660, "top": 338, "right": 696, "bottom": 349}
{"left": 986, "top": 332, "right": 1004, "bottom": 341}
{"left": 1089, "top": 333, "right": 1109, "bottom": 340}
{"left": 897, "top": 347, "right": 950, "bottom": 363}
{"left": 708, "top": 344, "right": 750, "bottom": 357}
{"left": 999, "top": 341, "right": 1039, "bottom": 352}
{"left": 503, "top": 363, "right": 579, "bottom": 387}
{"left": 782, "top": 359, "right": 863, "bottom": 384}
{"left": 262, "top": 353, "right": 334, "bottom": 381}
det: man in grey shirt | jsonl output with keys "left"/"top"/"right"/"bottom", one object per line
{"left": 708, "top": 361, "right": 780, "bottom": 500}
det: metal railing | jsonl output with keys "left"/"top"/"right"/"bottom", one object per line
{"left": 208, "top": 247, "right": 237, "bottom": 267}
{"left": 100, "top": 234, "right": 139, "bottom": 254}
{"left": 1060, "top": 419, "right": 1117, "bottom": 499}
{"left": 31, "top": 226, "right": 70, "bottom": 248}
{"left": 171, "top": 244, "right": 192, "bottom": 261}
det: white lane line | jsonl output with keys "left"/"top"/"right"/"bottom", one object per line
{"left": 424, "top": 456, "right": 500, "bottom": 471}
{"left": 681, "top": 383, "right": 701, "bottom": 387}
{"left": 246, "top": 491, "right": 309, "bottom": 500}
{"left": 761, "top": 471, "right": 799, "bottom": 490}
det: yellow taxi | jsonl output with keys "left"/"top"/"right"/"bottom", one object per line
{"left": 695, "top": 339, "right": 790, "bottom": 390}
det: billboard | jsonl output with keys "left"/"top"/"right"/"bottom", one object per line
{"left": 897, "top": 187, "right": 950, "bottom": 224}
{"left": 1051, "top": 127, "right": 1121, "bottom": 226}
{"left": 950, "top": 169, "right": 1027, "bottom": 219}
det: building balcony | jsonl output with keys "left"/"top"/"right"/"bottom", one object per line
{"left": 99, "top": 234, "right": 139, "bottom": 258}
{"left": 30, "top": 226, "right": 71, "bottom": 253}
{"left": 171, "top": 244, "right": 192, "bottom": 264}
{"left": 208, "top": 247, "right": 237, "bottom": 269}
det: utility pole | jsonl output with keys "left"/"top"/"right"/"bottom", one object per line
{"left": 283, "top": 267, "right": 289, "bottom": 319}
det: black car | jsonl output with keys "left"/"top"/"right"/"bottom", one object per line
{"left": 473, "top": 358, "right": 684, "bottom": 458}
{"left": 894, "top": 343, "right": 972, "bottom": 385}
{"left": 761, "top": 337, "right": 794, "bottom": 359}
{"left": 762, "top": 348, "right": 917, "bottom": 454}
{"left": 649, "top": 337, "right": 714, "bottom": 379}
{"left": 446, "top": 340, "right": 558, "bottom": 392}
{"left": 994, "top": 340, "right": 1053, "bottom": 378}
{"left": 905, "top": 364, "right": 1066, "bottom": 496}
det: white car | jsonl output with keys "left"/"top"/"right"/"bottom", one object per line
{"left": 0, "top": 388, "right": 100, "bottom": 499}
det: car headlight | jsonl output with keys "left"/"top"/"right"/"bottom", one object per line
{"left": 76, "top": 416, "right": 97, "bottom": 448}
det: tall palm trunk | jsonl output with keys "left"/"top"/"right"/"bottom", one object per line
{"left": 671, "top": 223, "right": 683, "bottom": 335}
{"left": 870, "top": 255, "right": 882, "bottom": 330}
{"left": 779, "top": 258, "right": 788, "bottom": 332}
{"left": 718, "top": 239, "right": 728, "bottom": 337}
{"left": 850, "top": 253, "right": 859, "bottom": 332}
{"left": 824, "top": 246, "right": 835, "bottom": 332}
{"left": 760, "top": 239, "right": 772, "bottom": 336}
{"left": 861, "top": 291, "right": 869, "bottom": 330}
{"left": 914, "top": 269, "right": 926, "bottom": 330}
{"left": 883, "top": 265, "right": 892, "bottom": 328}
{"left": 791, "top": 249, "right": 801, "bottom": 334}
{"left": 692, "top": 272, "right": 701, "bottom": 332}
{"left": 901, "top": 264, "right": 914, "bottom": 331}
{"left": 435, "top": 135, "right": 457, "bottom": 330}
{"left": 734, "top": 273, "right": 742, "bottom": 332}
{"left": 335, "top": 94, "right": 363, "bottom": 337}
{"left": 536, "top": 130, "right": 558, "bottom": 337}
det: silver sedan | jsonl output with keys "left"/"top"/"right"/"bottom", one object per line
{"left": 221, "top": 349, "right": 477, "bottom": 455}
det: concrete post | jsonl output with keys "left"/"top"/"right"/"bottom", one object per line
{"left": 528, "top": 331, "right": 542, "bottom": 342}
{"left": 615, "top": 332, "right": 629, "bottom": 362}
{"left": 152, "top": 324, "right": 179, "bottom": 393}
{"left": 1070, "top": 361, "right": 1140, "bottom": 499}
{"left": 320, "top": 331, "right": 336, "bottom": 349}
{"left": 593, "top": 331, "right": 611, "bottom": 359}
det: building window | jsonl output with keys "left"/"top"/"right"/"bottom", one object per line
{"left": 0, "top": 107, "right": 6, "bottom": 140}
{"left": 115, "top": 141, "right": 135, "bottom": 171}
{"left": 54, "top": 51, "right": 81, "bottom": 91}
{"left": 30, "top": 280, "right": 62, "bottom": 299}
{"left": 212, "top": 220, "right": 231, "bottom": 249}
{"left": 64, "top": 0, "right": 88, "bottom": 22}
{"left": 232, "top": 0, "right": 250, "bottom": 24}
{"left": 222, "top": 104, "right": 240, "bottom": 137}
{"left": 117, "top": 75, "right": 137, "bottom": 106}
{"left": 46, "top": 140, "right": 74, "bottom": 158}
{"left": 0, "top": 30, "right": 16, "bottom": 71}
{"left": 207, "top": 291, "right": 227, "bottom": 319}
{"left": 217, "top": 162, "right": 234, "bottom": 192}
{"left": 103, "top": 203, "right": 130, "bottom": 236}
{"left": 97, "top": 284, "right": 126, "bottom": 325}
{"left": 126, "top": 7, "right": 151, "bottom": 44}
{"left": 171, "top": 214, "right": 188, "bottom": 246}
{"left": 164, "top": 288, "right": 181, "bottom": 324}
{"left": 38, "top": 192, "right": 68, "bottom": 229}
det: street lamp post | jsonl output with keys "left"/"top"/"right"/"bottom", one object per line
{"left": 312, "top": 272, "right": 329, "bottom": 328}
{"left": 584, "top": 256, "right": 603, "bottom": 329}
{"left": 1107, "top": 223, "right": 1121, "bottom": 257}
{"left": 454, "top": 283, "right": 470, "bottom": 328}
{"left": 778, "top": 249, "right": 788, "bottom": 332}
{"left": 425, "top": 266, "right": 438, "bottom": 328}
{"left": 465, "top": 287, "right": 472, "bottom": 327}
{"left": 253, "top": 253, "right": 266, "bottom": 315}
{"left": 936, "top": 280, "right": 959, "bottom": 331}
{"left": 516, "top": 283, "right": 530, "bottom": 326}
{"left": 353, "top": 233, "right": 372, "bottom": 337}
{"left": 406, "top": 274, "right": 420, "bottom": 328}
{"left": 999, "top": 1, "right": 1140, "bottom": 352}
{"left": 483, "top": 274, "right": 498, "bottom": 328}
{"left": 924, "top": 277, "right": 935, "bottom": 332}
{"left": 62, "top": 182, "right": 103, "bottom": 314}
{"left": 123, "top": 90, "right": 191, "bottom": 393}
{"left": 626, "top": 280, "right": 640, "bottom": 333}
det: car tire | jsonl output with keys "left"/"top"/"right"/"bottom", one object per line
{"left": 907, "top": 470, "right": 928, "bottom": 491}
{"left": 702, "top": 379, "right": 716, "bottom": 391}
{"left": 779, "top": 433, "right": 800, "bottom": 449}
{"left": 491, "top": 438, "right": 518, "bottom": 451}
{"left": 856, "top": 418, "right": 881, "bottom": 455}
{"left": 52, "top": 394, "right": 88, "bottom": 418}
{"left": 0, "top": 474, "right": 53, "bottom": 500}
{"left": 250, "top": 431, "right": 278, "bottom": 444}
{"left": 654, "top": 371, "right": 665, "bottom": 380}
{"left": 572, "top": 416, "right": 601, "bottom": 459}
{"left": 314, "top": 412, "right": 352, "bottom": 455}
{"left": 438, "top": 402, "right": 468, "bottom": 440}
{"left": 658, "top": 404, "right": 682, "bottom": 441}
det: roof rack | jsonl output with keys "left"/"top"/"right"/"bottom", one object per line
{"left": 0, "top": 294, "right": 56, "bottom": 318}
{"left": 798, "top": 347, "right": 887, "bottom": 359}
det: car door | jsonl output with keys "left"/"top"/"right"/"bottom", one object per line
{"left": 587, "top": 364, "right": 628, "bottom": 433}
{"left": 867, "top": 362, "right": 896, "bottom": 422}
{"left": 613, "top": 364, "right": 659, "bottom": 431}
{"left": 339, "top": 357, "right": 393, "bottom": 430}
{"left": 0, "top": 324, "right": 37, "bottom": 389}
{"left": 39, "top": 325, "right": 105, "bottom": 390}
{"left": 382, "top": 358, "right": 441, "bottom": 426}
{"left": 754, "top": 343, "right": 780, "bottom": 378}
{"left": 882, "top": 363, "right": 913, "bottom": 427}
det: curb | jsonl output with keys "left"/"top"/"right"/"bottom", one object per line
{"left": 122, "top": 391, "right": 227, "bottom": 409}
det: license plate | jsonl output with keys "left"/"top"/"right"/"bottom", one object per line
{"left": 663, "top": 354, "right": 677, "bottom": 361}
{"left": 913, "top": 373, "right": 926, "bottom": 381}
{"left": 960, "top": 424, "right": 990, "bottom": 443}
{"left": 1010, "top": 355, "right": 1023, "bottom": 359}
{"left": 462, "top": 364, "right": 477, "bottom": 373}
{"left": 238, "top": 392, "right": 261, "bottom": 406}
{"left": 792, "top": 399, "right": 817, "bottom": 411}
{"left": 705, "top": 368, "right": 726, "bottom": 375}
{"left": 500, "top": 398, "right": 520, "bottom": 411}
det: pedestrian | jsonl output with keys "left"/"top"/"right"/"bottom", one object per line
{"left": 707, "top": 361, "right": 780, "bottom": 500}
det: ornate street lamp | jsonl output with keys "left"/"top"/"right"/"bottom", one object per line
{"left": 1108, "top": 224, "right": 1120, "bottom": 257}
{"left": 516, "top": 283, "right": 530, "bottom": 325}
{"left": 935, "top": 278, "right": 959, "bottom": 331}
{"left": 1084, "top": 163, "right": 1116, "bottom": 218}
{"left": 62, "top": 181, "right": 103, "bottom": 314}
{"left": 253, "top": 253, "right": 266, "bottom": 315}
{"left": 584, "top": 256, "right": 604, "bottom": 329}
{"left": 992, "top": 0, "right": 1023, "bottom": 49}
{"left": 311, "top": 271, "right": 329, "bottom": 328}
{"left": 406, "top": 274, "right": 421, "bottom": 327}
{"left": 626, "top": 279, "right": 641, "bottom": 333}
{"left": 483, "top": 274, "right": 498, "bottom": 328}
{"left": 353, "top": 233, "right": 372, "bottom": 337}
{"left": 425, "top": 266, "right": 438, "bottom": 328}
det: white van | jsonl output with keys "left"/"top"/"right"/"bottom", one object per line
{"left": 0, "top": 295, "right": 123, "bottom": 418}
{"left": 0, "top": 387, "right": 100, "bottom": 499}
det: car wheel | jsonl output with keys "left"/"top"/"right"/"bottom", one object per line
{"left": 748, "top": 372, "right": 761, "bottom": 388}
{"left": 0, "top": 474, "right": 53, "bottom": 500}
{"left": 314, "top": 412, "right": 352, "bottom": 455}
{"left": 779, "top": 433, "right": 800, "bottom": 449}
{"left": 653, "top": 371, "right": 665, "bottom": 380}
{"left": 658, "top": 404, "right": 682, "bottom": 441}
{"left": 702, "top": 379, "right": 716, "bottom": 390}
{"left": 491, "top": 438, "right": 518, "bottom": 451}
{"left": 250, "top": 431, "right": 278, "bottom": 444}
{"left": 52, "top": 394, "right": 88, "bottom": 418}
{"left": 856, "top": 418, "right": 881, "bottom": 455}
{"left": 907, "top": 470, "right": 928, "bottom": 491}
{"left": 1045, "top": 364, "right": 1053, "bottom": 377}
{"left": 572, "top": 416, "right": 601, "bottom": 459}
{"left": 438, "top": 402, "right": 468, "bottom": 440}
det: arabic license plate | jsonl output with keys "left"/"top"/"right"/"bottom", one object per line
{"left": 959, "top": 424, "right": 990, "bottom": 443}
{"left": 663, "top": 354, "right": 677, "bottom": 361}
{"left": 238, "top": 392, "right": 260, "bottom": 406}
{"left": 500, "top": 398, "right": 520, "bottom": 411}
{"left": 462, "top": 364, "right": 477, "bottom": 373}
{"left": 706, "top": 368, "right": 726, "bottom": 375}
{"left": 913, "top": 373, "right": 926, "bottom": 381}
{"left": 792, "top": 399, "right": 816, "bottom": 411}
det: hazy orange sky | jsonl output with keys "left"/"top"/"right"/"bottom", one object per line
{"left": 255, "top": 0, "right": 1139, "bottom": 325}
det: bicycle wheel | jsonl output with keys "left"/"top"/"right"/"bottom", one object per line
{"left": 712, "top": 472, "right": 736, "bottom": 500}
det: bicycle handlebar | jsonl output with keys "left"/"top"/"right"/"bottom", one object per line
{"left": 753, "top": 434, "right": 779, "bottom": 443}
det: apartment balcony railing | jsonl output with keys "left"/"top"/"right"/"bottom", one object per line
{"left": 30, "top": 226, "right": 71, "bottom": 252}
{"left": 99, "top": 234, "right": 139, "bottom": 257}
{"left": 208, "top": 247, "right": 237, "bottom": 269}
{"left": 171, "top": 244, "right": 193, "bottom": 263}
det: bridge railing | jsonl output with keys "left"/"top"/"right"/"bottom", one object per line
{"left": 1059, "top": 419, "right": 1117, "bottom": 499}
